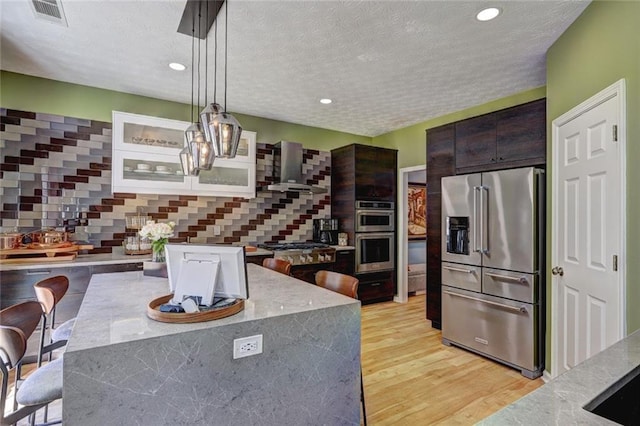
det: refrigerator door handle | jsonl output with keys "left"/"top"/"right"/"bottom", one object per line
{"left": 443, "top": 265, "right": 475, "bottom": 274}
{"left": 473, "top": 186, "right": 481, "bottom": 253}
{"left": 481, "top": 185, "right": 489, "bottom": 254}
{"left": 443, "top": 290, "right": 528, "bottom": 314}
{"left": 485, "top": 272, "right": 528, "bottom": 284}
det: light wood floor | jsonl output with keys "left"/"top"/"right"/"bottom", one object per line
{"left": 8, "top": 294, "right": 542, "bottom": 425}
{"left": 361, "top": 294, "right": 543, "bottom": 425}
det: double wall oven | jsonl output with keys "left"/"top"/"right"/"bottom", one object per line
{"left": 354, "top": 201, "right": 395, "bottom": 273}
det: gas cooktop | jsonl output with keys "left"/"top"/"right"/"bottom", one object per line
{"left": 258, "top": 242, "right": 335, "bottom": 265}
{"left": 258, "top": 242, "right": 330, "bottom": 251}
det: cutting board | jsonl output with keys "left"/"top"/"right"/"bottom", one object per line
{"left": 0, "top": 243, "right": 94, "bottom": 264}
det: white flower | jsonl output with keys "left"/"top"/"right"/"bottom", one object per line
{"left": 138, "top": 220, "right": 175, "bottom": 242}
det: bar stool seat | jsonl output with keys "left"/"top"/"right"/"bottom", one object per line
{"left": 0, "top": 326, "right": 63, "bottom": 426}
{"left": 16, "top": 357, "right": 63, "bottom": 406}
{"left": 51, "top": 317, "right": 75, "bottom": 343}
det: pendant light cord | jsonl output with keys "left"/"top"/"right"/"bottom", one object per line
{"left": 196, "top": 4, "right": 201, "bottom": 116}
{"left": 213, "top": 5, "right": 218, "bottom": 105}
{"left": 224, "top": 0, "right": 228, "bottom": 112}
{"left": 204, "top": 0, "right": 208, "bottom": 107}
{"left": 190, "top": 11, "right": 195, "bottom": 123}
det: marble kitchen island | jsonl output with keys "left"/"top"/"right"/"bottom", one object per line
{"left": 63, "top": 263, "right": 361, "bottom": 425}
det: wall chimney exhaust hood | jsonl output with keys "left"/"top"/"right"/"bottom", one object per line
{"left": 267, "top": 141, "right": 327, "bottom": 194}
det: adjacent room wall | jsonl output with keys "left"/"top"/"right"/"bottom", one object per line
{"left": 547, "top": 0, "right": 640, "bottom": 335}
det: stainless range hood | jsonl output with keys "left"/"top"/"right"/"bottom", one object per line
{"left": 267, "top": 141, "right": 327, "bottom": 194}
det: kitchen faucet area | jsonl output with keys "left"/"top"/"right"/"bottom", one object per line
{"left": 2, "top": 1, "right": 640, "bottom": 424}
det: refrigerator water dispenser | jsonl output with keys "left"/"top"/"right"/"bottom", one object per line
{"left": 446, "top": 216, "right": 469, "bottom": 255}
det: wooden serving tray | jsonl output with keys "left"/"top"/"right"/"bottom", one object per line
{"left": 147, "top": 294, "right": 244, "bottom": 323}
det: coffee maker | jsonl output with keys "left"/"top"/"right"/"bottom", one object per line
{"left": 313, "top": 219, "right": 339, "bottom": 245}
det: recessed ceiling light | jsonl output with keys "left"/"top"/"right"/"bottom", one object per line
{"left": 320, "top": 98, "right": 332, "bottom": 104}
{"left": 476, "top": 7, "right": 501, "bottom": 22}
{"left": 169, "top": 62, "right": 186, "bottom": 71}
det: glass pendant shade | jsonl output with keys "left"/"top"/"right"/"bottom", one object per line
{"left": 185, "top": 122, "right": 214, "bottom": 170}
{"left": 179, "top": 146, "right": 198, "bottom": 176}
{"left": 200, "top": 103, "right": 243, "bottom": 159}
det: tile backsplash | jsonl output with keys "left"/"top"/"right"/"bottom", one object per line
{"left": 0, "top": 108, "right": 331, "bottom": 253}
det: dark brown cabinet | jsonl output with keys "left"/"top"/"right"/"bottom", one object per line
{"left": 245, "top": 254, "right": 272, "bottom": 266}
{"left": 333, "top": 249, "right": 355, "bottom": 276}
{"left": 455, "top": 99, "right": 546, "bottom": 173}
{"left": 357, "top": 270, "right": 395, "bottom": 304}
{"left": 425, "top": 98, "right": 546, "bottom": 330}
{"left": 425, "top": 124, "right": 455, "bottom": 329}
{"left": 332, "top": 144, "right": 397, "bottom": 304}
{"left": 332, "top": 144, "right": 397, "bottom": 205}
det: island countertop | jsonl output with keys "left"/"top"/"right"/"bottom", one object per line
{"left": 63, "top": 263, "right": 362, "bottom": 425}
{"left": 479, "top": 328, "right": 640, "bottom": 425}
{"left": 66, "top": 263, "right": 358, "bottom": 353}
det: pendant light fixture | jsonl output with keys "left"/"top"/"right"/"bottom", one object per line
{"left": 182, "top": 1, "right": 215, "bottom": 176}
{"left": 199, "top": 0, "right": 243, "bottom": 159}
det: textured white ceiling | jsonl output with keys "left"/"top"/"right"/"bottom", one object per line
{"left": 0, "top": 0, "right": 590, "bottom": 137}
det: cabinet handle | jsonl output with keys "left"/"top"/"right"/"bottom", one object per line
{"left": 370, "top": 282, "right": 382, "bottom": 287}
{"left": 26, "top": 270, "right": 52, "bottom": 275}
{"left": 499, "top": 157, "right": 504, "bottom": 161}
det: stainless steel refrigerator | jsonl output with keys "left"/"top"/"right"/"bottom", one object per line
{"left": 440, "top": 167, "right": 544, "bottom": 379}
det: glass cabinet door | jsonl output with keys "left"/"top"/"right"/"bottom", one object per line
{"left": 112, "top": 151, "right": 190, "bottom": 194}
{"left": 193, "top": 160, "right": 256, "bottom": 198}
{"left": 112, "top": 111, "right": 188, "bottom": 154}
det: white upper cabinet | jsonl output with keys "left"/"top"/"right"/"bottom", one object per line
{"left": 111, "top": 111, "right": 256, "bottom": 198}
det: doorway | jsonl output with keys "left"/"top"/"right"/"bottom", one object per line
{"left": 551, "top": 79, "right": 626, "bottom": 377}
{"left": 396, "top": 165, "right": 426, "bottom": 303}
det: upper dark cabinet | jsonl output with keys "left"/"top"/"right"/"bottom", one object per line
{"left": 455, "top": 99, "right": 546, "bottom": 173}
{"left": 496, "top": 99, "right": 546, "bottom": 164}
{"left": 333, "top": 144, "right": 397, "bottom": 202}
{"left": 426, "top": 123, "right": 455, "bottom": 193}
{"left": 455, "top": 114, "right": 497, "bottom": 169}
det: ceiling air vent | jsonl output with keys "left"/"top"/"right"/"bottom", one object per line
{"left": 30, "top": 0, "right": 68, "bottom": 26}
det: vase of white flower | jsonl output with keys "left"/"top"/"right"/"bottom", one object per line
{"left": 139, "top": 220, "right": 175, "bottom": 277}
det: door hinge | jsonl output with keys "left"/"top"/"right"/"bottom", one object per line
{"left": 613, "top": 255, "right": 618, "bottom": 271}
{"left": 613, "top": 125, "right": 618, "bottom": 142}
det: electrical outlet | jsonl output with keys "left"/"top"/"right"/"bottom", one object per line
{"left": 233, "top": 334, "right": 263, "bottom": 359}
{"left": 213, "top": 225, "right": 221, "bottom": 236}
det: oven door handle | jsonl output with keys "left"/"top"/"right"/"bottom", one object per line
{"left": 485, "top": 272, "right": 528, "bottom": 284}
{"left": 443, "top": 290, "right": 528, "bottom": 314}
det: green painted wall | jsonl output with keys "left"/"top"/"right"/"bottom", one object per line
{"left": 547, "top": 0, "right": 640, "bottom": 370}
{"left": 0, "top": 71, "right": 370, "bottom": 149}
{"left": 373, "top": 87, "right": 547, "bottom": 169}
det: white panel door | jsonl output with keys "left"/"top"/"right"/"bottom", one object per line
{"left": 552, "top": 80, "right": 625, "bottom": 377}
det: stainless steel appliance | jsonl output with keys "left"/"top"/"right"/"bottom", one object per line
{"left": 355, "top": 201, "right": 394, "bottom": 232}
{"left": 257, "top": 242, "right": 336, "bottom": 266}
{"left": 440, "top": 167, "right": 544, "bottom": 379}
{"left": 355, "top": 232, "right": 395, "bottom": 273}
{"left": 313, "top": 219, "right": 339, "bottom": 245}
{"left": 267, "top": 141, "right": 327, "bottom": 194}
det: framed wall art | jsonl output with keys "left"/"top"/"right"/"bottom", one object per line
{"left": 407, "top": 183, "right": 426, "bottom": 239}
